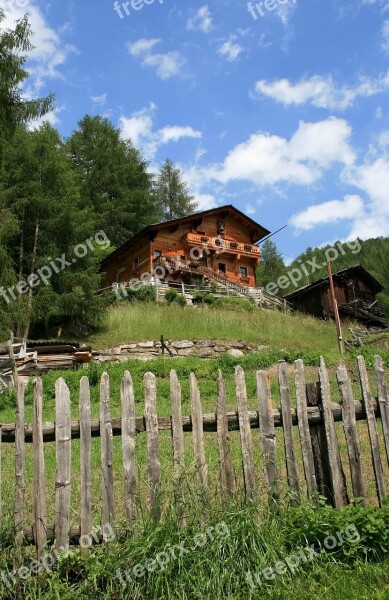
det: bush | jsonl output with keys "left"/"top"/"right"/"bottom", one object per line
{"left": 165, "top": 288, "right": 178, "bottom": 303}
{"left": 192, "top": 291, "right": 216, "bottom": 306}
{"left": 217, "top": 297, "right": 255, "bottom": 312}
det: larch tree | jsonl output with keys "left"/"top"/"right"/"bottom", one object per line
{"left": 154, "top": 159, "right": 197, "bottom": 221}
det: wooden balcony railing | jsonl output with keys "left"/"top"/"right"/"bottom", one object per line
{"left": 183, "top": 233, "right": 260, "bottom": 256}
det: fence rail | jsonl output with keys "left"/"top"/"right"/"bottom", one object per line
{"left": 0, "top": 355, "right": 388, "bottom": 555}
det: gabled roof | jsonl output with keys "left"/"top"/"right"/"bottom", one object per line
{"left": 284, "top": 264, "right": 384, "bottom": 300}
{"left": 101, "top": 205, "right": 270, "bottom": 267}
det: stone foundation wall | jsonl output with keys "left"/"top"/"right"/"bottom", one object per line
{"left": 96, "top": 339, "right": 269, "bottom": 363}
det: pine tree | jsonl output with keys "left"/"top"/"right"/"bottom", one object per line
{"left": 154, "top": 159, "right": 197, "bottom": 221}
{"left": 67, "top": 115, "right": 157, "bottom": 246}
{"left": 0, "top": 10, "right": 54, "bottom": 165}
{"left": 256, "top": 240, "right": 285, "bottom": 288}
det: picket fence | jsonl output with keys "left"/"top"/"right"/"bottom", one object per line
{"left": 0, "top": 355, "right": 388, "bottom": 558}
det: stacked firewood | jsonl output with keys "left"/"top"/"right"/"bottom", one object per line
{"left": 0, "top": 340, "right": 92, "bottom": 385}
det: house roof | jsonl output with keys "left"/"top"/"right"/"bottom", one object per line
{"left": 101, "top": 205, "right": 271, "bottom": 267}
{"left": 284, "top": 264, "right": 384, "bottom": 300}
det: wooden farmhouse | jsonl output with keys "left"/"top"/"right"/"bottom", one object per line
{"left": 284, "top": 265, "right": 387, "bottom": 328}
{"left": 101, "top": 205, "right": 270, "bottom": 291}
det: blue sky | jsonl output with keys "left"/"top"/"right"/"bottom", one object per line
{"left": 3, "top": 0, "right": 389, "bottom": 261}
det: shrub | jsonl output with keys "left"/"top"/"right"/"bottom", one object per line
{"left": 165, "top": 288, "right": 178, "bottom": 303}
{"left": 192, "top": 291, "right": 216, "bottom": 306}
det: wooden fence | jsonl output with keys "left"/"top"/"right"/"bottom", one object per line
{"left": 0, "top": 355, "right": 388, "bottom": 557}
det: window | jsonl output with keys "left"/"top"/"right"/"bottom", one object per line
{"left": 240, "top": 267, "right": 248, "bottom": 278}
{"left": 133, "top": 257, "right": 140, "bottom": 270}
{"left": 154, "top": 250, "right": 162, "bottom": 259}
{"left": 218, "top": 263, "right": 226, "bottom": 273}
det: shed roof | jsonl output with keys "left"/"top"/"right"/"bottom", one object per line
{"left": 284, "top": 264, "right": 384, "bottom": 301}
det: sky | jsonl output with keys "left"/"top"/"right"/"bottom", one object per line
{"left": 2, "top": 0, "right": 389, "bottom": 262}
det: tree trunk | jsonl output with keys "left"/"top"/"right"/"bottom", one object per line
{"left": 23, "top": 219, "right": 39, "bottom": 340}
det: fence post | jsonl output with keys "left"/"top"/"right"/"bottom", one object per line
{"left": 55, "top": 378, "right": 72, "bottom": 553}
{"left": 33, "top": 378, "right": 47, "bottom": 559}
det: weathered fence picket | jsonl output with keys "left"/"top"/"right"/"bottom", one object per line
{"left": 55, "top": 378, "right": 71, "bottom": 552}
{"left": 0, "top": 355, "right": 387, "bottom": 556}
{"left": 319, "top": 358, "right": 349, "bottom": 507}
{"left": 278, "top": 361, "right": 299, "bottom": 502}
{"left": 337, "top": 363, "right": 366, "bottom": 503}
{"left": 170, "top": 369, "right": 186, "bottom": 525}
{"left": 80, "top": 376, "right": 92, "bottom": 546}
{"left": 374, "top": 355, "right": 389, "bottom": 466}
{"left": 33, "top": 378, "right": 47, "bottom": 558}
{"left": 294, "top": 360, "right": 317, "bottom": 498}
{"left": 100, "top": 373, "right": 115, "bottom": 530}
{"left": 236, "top": 366, "right": 256, "bottom": 503}
{"left": 121, "top": 371, "right": 137, "bottom": 525}
{"left": 190, "top": 373, "right": 208, "bottom": 496}
{"left": 14, "top": 381, "right": 25, "bottom": 545}
{"left": 217, "top": 370, "right": 234, "bottom": 500}
{"left": 358, "top": 356, "right": 387, "bottom": 505}
{"left": 257, "top": 370, "right": 280, "bottom": 502}
{"left": 144, "top": 372, "right": 161, "bottom": 520}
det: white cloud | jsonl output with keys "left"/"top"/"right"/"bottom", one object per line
{"left": 127, "top": 38, "right": 160, "bottom": 57}
{"left": 90, "top": 94, "right": 107, "bottom": 106}
{"left": 1, "top": 0, "right": 76, "bottom": 95}
{"left": 126, "top": 38, "right": 185, "bottom": 80}
{"left": 119, "top": 104, "right": 202, "bottom": 160}
{"left": 255, "top": 71, "right": 389, "bottom": 110}
{"left": 382, "top": 20, "right": 389, "bottom": 52}
{"left": 208, "top": 117, "right": 354, "bottom": 186}
{"left": 245, "top": 203, "right": 256, "bottom": 216}
{"left": 289, "top": 196, "right": 364, "bottom": 231}
{"left": 187, "top": 6, "right": 213, "bottom": 33}
{"left": 218, "top": 39, "right": 243, "bottom": 62}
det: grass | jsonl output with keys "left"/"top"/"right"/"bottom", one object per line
{"left": 88, "top": 302, "right": 342, "bottom": 358}
{"left": 0, "top": 497, "right": 388, "bottom": 599}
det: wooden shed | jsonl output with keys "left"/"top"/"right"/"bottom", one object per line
{"left": 284, "top": 265, "right": 387, "bottom": 327}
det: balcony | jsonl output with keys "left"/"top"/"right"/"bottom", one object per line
{"left": 182, "top": 233, "right": 260, "bottom": 256}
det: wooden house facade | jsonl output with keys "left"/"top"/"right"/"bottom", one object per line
{"left": 101, "top": 205, "right": 270, "bottom": 290}
{"left": 284, "top": 265, "right": 387, "bottom": 327}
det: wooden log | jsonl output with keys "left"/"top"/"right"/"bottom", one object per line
{"left": 319, "top": 357, "right": 348, "bottom": 507}
{"left": 170, "top": 370, "right": 186, "bottom": 525}
{"left": 358, "top": 356, "right": 387, "bottom": 505}
{"left": 100, "top": 373, "right": 115, "bottom": 530}
{"left": 217, "top": 370, "right": 234, "bottom": 500}
{"left": 14, "top": 381, "right": 26, "bottom": 545}
{"left": 235, "top": 366, "right": 256, "bottom": 503}
{"left": 374, "top": 355, "right": 389, "bottom": 466}
{"left": 144, "top": 372, "right": 161, "bottom": 520}
{"left": 257, "top": 370, "right": 280, "bottom": 502}
{"left": 294, "top": 360, "right": 317, "bottom": 498}
{"left": 33, "top": 378, "right": 47, "bottom": 558}
{"left": 55, "top": 378, "right": 72, "bottom": 552}
{"left": 121, "top": 371, "right": 137, "bottom": 524}
{"left": 278, "top": 361, "right": 299, "bottom": 503}
{"left": 337, "top": 363, "right": 366, "bottom": 503}
{"left": 80, "top": 376, "right": 92, "bottom": 548}
{"left": 190, "top": 373, "right": 208, "bottom": 494}
{"left": 0, "top": 399, "right": 382, "bottom": 443}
